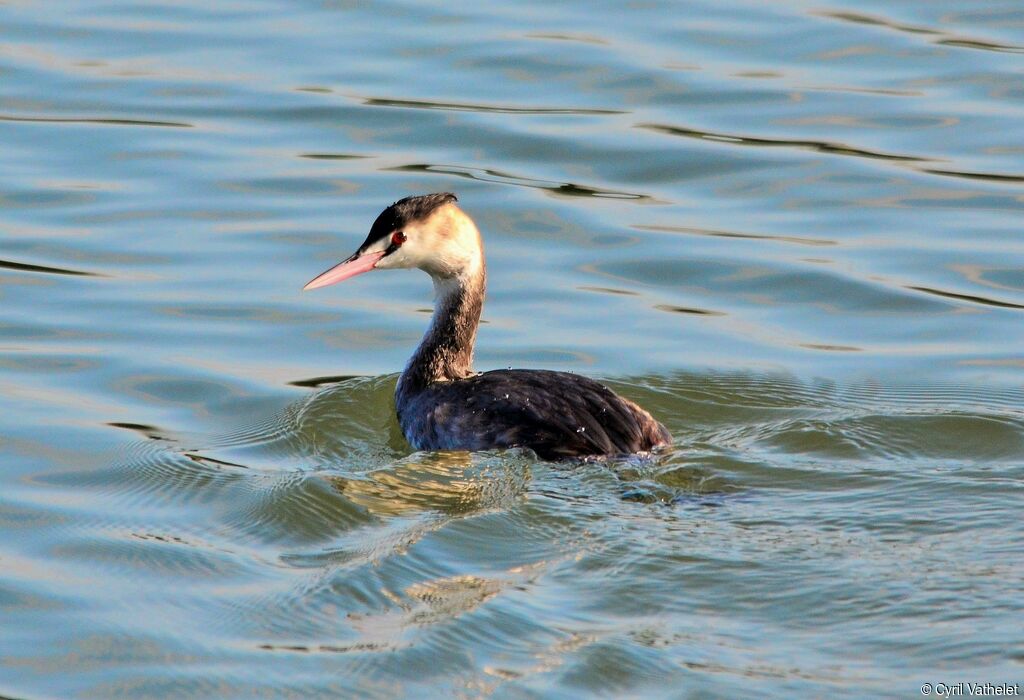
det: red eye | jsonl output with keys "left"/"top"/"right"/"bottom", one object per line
{"left": 392, "top": 231, "right": 406, "bottom": 246}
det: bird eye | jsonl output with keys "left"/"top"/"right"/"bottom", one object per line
{"left": 392, "top": 231, "right": 407, "bottom": 246}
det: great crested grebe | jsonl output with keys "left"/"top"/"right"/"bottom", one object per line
{"left": 304, "top": 193, "right": 671, "bottom": 460}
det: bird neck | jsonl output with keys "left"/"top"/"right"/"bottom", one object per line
{"left": 398, "top": 258, "right": 485, "bottom": 397}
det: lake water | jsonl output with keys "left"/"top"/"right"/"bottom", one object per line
{"left": 2, "top": 0, "right": 1023, "bottom": 697}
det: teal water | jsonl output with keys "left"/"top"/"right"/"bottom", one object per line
{"left": 2, "top": 0, "right": 1023, "bottom": 697}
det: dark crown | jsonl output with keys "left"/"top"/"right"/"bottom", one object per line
{"left": 364, "top": 192, "right": 458, "bottom": 245}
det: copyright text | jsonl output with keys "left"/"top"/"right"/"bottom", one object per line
{"left": 921, "top": 683, "right": 1020, "bottom": 698}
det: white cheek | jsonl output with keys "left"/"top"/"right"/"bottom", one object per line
{"left": 374, "top": 241, "right": 420, "bottom": 270}
{"left": 362, "top": 238, "right": 390, "bottom": 256}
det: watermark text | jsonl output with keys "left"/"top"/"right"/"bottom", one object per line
{"left": 921, "top": 683, "right": 1021, "bottom": 698}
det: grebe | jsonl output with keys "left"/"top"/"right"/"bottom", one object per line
{"left": 304, "top": 193, "right": 671, "bottom": 460}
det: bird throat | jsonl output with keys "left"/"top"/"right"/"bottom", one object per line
{"left": 397, "top": 262, "right": 485, "bottom": 398}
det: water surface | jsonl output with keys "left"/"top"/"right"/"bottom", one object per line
{"left": 1, "top": 0, "right": 1023, "bottom": 697}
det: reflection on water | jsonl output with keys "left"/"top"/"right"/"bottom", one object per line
{"left": 325, "top": 452, "right": 532, "bottom": 517}
{"left": 2, "top": 0, "right": 1024, "bottom": 696}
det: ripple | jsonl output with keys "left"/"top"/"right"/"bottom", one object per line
{"left": 524, "top": 32, "right": 611, "bottom": 46}
{"left": 285, "top": 376, "right": 407, "bottom": 467}
{"left": 637, "top": 122, "right": 928, "bottom": 162}
{"left": 921, "top": 168, "right": 1024, "bottom": 184}
{"left": 361, "top": 96, "right": 624, "bottom": 116}
{"left": 577, "top": 285, "right": 639, "bottom": 297}
{"left": 801, "top": 84, "right": 925, "bottom": 97}
{"left": 278, "top": 511, "right": 447, "bottom": 571}
{"left": 0, "top": 258, "right": 101, "bottom": 277}
{"left": 935, "top": 37, "right": 1024, "bottom": 54}
{"left": 221, "top": 471, "right": 372, "bottom": 545}
{"left": 298, "top": 153, "right": 370, "bottom": 161}
{"left": 591, "top": 257, "right": 948, "bottom": 314}
{"left": 907, "top": 285, "right": 1024, "bottom": 311}
{"left": 94, "top": 446, "right": 250, "bottom": 507}
{"left": 52, "top": 530, "right": 251, "bottom": 580}
{"left": 0, "top": 114, "right": 193, "bottom": 128}
{"left": 634, "top": 224, "right": 836, "bottom": 247}
{"left": 955, "top": 263, "right": 1024, "bottom": 291}
{"left": 107, "top": 421, "right": 173, "bottom": 441}
{"left": 816, "top": 9, "right": 1024, "bottom": 55}
{"left": 814, "top": 10, "right": 942, "bottom": 36}
{"left": 763, "top": 412, "right": 1024, "bottom": 462}
{"left": 258, "top": 641, "right": 395, "bottom": 654}
{"left": 636, "top": 372, "right": 1024, "bottom": 466}
{"left": 388, "top": 163, "right": 653, "bottom": 200}
{"left": 288, "top": 374, "right": 363, "bottom": 388}
{"left": 798, "top": 343, "right": 862, "bottom": 352}
{"left": 627, "top": 372, "right": 1024, "bottom": 427}
{"left": 653, "top": 304, "right": 725, "bottom": 316}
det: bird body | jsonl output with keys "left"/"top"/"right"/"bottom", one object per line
{"left": 398, "top": 369, "right": 670, "bottom": 460}
{"left": 305, "top": 193, "right": 670, "bottom": 460}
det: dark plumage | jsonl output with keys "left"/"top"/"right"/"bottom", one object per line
{"left": 305, "top": 193, "right": 671, "bottom": 460}
{"left": 398, "top": 369, "right": 671, "bottom": 461}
